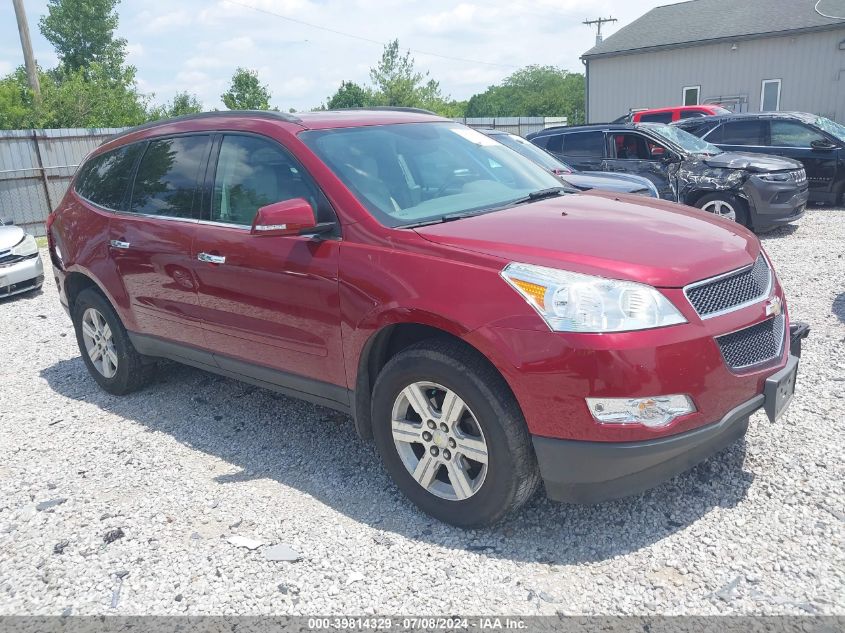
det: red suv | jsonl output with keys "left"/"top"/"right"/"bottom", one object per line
{"left": 631, "top": 105, "right": 731, "bottom": 123}
{"left": 47, "top": 109, "right": 806, "bottom": 527}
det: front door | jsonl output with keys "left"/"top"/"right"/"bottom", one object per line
{"left": 191, "top": 133, "right": 346, "bottom": 404}
{"left": 603, "top": 132, "right": 677, "bottom": 200}
{"left": 767, "top": 119, "right": 839, "bottom": 199}
{"left": 109, "top": 134, "right": 211, "bottom": 349}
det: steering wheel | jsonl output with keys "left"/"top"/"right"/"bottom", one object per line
{"left": 434, "top": 171, "right": 473, "bottom": 198}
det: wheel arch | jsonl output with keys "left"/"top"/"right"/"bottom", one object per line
{"left": 352, "top": 320, "right": 519, "bottom": 440}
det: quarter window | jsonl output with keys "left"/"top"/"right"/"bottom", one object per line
{"left": 75, "top": 144, "right": 143, "bottom": 211}
{"left": 770, "top": 120, "right": 825, "bottom": 148}
{"left": 211, "top": 135, "right": 322, "bottom": 226}
{"left": 129, "top": 136, "right": 210, "bottom": 218}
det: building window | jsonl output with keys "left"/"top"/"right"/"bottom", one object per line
{"left": 760, "top": 79, "right": 781, "bottom": 112}
{"left": 682, "top": 86, "right": 700, "bottom": 106}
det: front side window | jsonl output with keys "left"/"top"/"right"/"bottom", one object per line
{"left": 640, "top": 123, "right": 722, "bottom": 156}
{"left": 612, "top": 133, "right": 652, "bottom": 160}
{"left": 212, "top": 135, "right": 323, "bottom": 226}
{"left": 301, "top": 123, "right": 562, "bottom": 228}
{"left": 812, "top": 116, "right": 845, "bottom": 143}
{"left": 130, "top": 136, "right": 210, "bottom": 218}
{"left": 75, "top": 144, "right": 143, "bottom": 210}
{"left": 770, "top": 120, "right": 826, "bottom": 148}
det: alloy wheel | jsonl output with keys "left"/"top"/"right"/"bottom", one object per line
{"left": 701, "top": 199, "right": 737, "bottom": 221}
{"left": 80, "top": 307, "right": 118, "bottom": 378}
{"left": 391, "top": 381, "right": 488, "bottom": 500}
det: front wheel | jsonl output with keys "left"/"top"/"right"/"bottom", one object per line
{"left": 371, "top": 340, "right": 540, "bottom": 528}
{"left": 695, "top": 192, "right": 749, "bottom": 226}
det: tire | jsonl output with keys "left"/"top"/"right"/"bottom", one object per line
{"left": 371, "top": 339, "right": 540, "bottom": 528}
{"left": 71, "top": 287, "right": 154, "bottom": 395}
{"left": 695, "top": 192, "right": 750, "bottom": 227}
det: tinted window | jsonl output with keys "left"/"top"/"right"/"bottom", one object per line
{"left": 130, "top": 136, "right": 210, "bottom": 218}
{"left": 639, "top": 112, "right": 674, "bottom": 124}
{"left": 543, "top": 134, "right": 563, "bottom": 153}
{"left": 212, "top": 135, "right": 323, "bottom": 226}
{"left": 719, "top": 120, "right": 766, "bottom": 146}
{"left": 770, "top": 120, "right": 825, "bottom": 147}
{"left": 680, "top": 110, "right": 708, "bottom": 119}
{"left": 75, "top": 144, "right": 143, "bottom": 210}
{"left": 562, "top": 131, "right": 605, "bottom": 157}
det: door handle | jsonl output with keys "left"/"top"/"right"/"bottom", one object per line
{"left": 109, "top": 240, "right": 130, "bottom": 249}
{"left": 197, "top": 252, "right": 226, "bottom": 264}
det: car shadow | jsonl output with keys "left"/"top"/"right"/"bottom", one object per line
{"left": 0, "top": 286, "right": 44, "bottom": 304}
{"left": 40, "top": 357, "right": 754, "bottom": 565}
{"left": 834, "top": 292, "right": 845, "bottom": 324}
{"left": 758, "top": 224, "right": 798, "bottom": 240}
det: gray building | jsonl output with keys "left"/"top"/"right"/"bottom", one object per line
{"left": 582, "top": 0, "right": 845, "bottom": 123}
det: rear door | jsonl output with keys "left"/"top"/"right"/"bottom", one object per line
{"left": 548, "top": 131, "right": 606, "bottom": 172}
{"left": 767, "top": 120, "right": 838, "bottom": 198}
{"left": 190, "top": 133, "right": 347, "bottom": 403}
{"left": 109, "top": 134, "right": 211, "bottom": 349}
{"left": 603, "top": 131, "right": 677, "bottom": 200}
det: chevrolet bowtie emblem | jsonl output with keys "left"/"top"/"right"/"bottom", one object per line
{"left": 766, "top": 296, "right": 783, "bottom": 317}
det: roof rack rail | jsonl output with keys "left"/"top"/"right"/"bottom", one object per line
{"left": 336, "top": 106, "right": 439, "bottom": 116}
{"left": 104, "top": 110, "right": 303, "bottom": 143}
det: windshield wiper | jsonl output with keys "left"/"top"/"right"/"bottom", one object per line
{"left": 397, "top": 210, "right": 485, "bottom": 229}
{"left": 508, "top": 186, "right": 567, "bottom": 205}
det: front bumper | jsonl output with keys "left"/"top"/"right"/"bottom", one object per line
{"left": 744, "top": 178, "right": 809, "bottom": 230}
{"left": 0, "top": 253, "right": 44, "bottom": 298}
{"left": 534, "top": 343, "right": 804, "bottom": 504}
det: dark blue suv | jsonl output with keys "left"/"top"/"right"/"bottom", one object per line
{"left": 674, "top": 112, "right": 845, "bottom": 206}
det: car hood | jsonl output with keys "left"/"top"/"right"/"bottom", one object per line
{"left": 414, "top": 193, "right": 760, "bottom": 288}
{"left": 561, "top": 172, "right": 652, "bottom": 195}
{"left": 0, "top": 225, "right": 25, "bottom": 251}
{"left": 703, "top": 151, "right": 802, "bottom": 172}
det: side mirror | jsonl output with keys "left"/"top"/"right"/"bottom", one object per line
{"left": 810, "top": 139, "right": 837, "bottom": 151}
{"left": 251, "top": 198, "right": 333, "bottom": 237}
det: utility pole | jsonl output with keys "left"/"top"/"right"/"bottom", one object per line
{"left": 12, "top": 0, "right": 42, "bottom": 103}
{"left": 583, "top": 16, "right": 618, "bottom": 46}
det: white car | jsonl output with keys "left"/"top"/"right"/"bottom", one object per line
{"left": 0, "top": 219, "right": 44, "bottom": 298}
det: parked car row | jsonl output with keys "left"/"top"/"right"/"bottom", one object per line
{"left": 47, "top": 108, "right": 808, "bottom": 527}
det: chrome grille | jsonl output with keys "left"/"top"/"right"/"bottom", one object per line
{"left": 685, "top": 254, "right": 771, "bottom": 318}
{"left": 716, "top": 315, "right": 785, "bottom": 371}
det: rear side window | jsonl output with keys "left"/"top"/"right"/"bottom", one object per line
{"left": 75, "top": 144, "right": 143, "bottom": 210}
{"left": 129, "top": 136, "right": 210, "bottom": 218}
{"left": 770, "top": 121, "right": 826, "bottom": 147}
{"left": 680, "top": 110, "right": 708, "bottom": 119}
{"left": 212, "top": 135, "right": 324, "bottom": 226}
{"left": 639, "top": 112, "right": 674, "bottom": 123}
{"left": 542, "top": 134, "right": 562, "bottom": 153}
{"left": 717, "top": 120, "right": 766, "bottom": 146}
{"left": 562, "top": 131, "right": 605, "bottom": 157}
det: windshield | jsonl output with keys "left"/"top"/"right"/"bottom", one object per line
{"left": 813, "top": 116, "right": 845, "bottom": 143}
{"left": 640, "top": 123, "right": 723, "bottom": 156}
{"left": 300, "top": 122, "right": 563, "bottom": 227}
{"left": 490, "top": 132, "right": 573, "bottom": 173}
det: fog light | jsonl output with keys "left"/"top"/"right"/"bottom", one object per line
{"left": 586, "top": 395, "right": 695, "bottom": 428}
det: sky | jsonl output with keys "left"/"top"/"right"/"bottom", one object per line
{"left": 1, "top": 0, "right": 679, "bottom": 111}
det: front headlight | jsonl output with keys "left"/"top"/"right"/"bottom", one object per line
{"left": 501, "top": 262, "right": 686, "bottom": 333}
{"left": 757, "top": 172, "right": 791, "bottom": 182}
{"left": 11, "top": 234, "right": 38, "bottom": 257}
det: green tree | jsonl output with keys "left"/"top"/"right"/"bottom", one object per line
{"left": 149, "top": 92, "right": 204, "bottom": 119}
{"left": 221, "top": 68, "right": 272, "bottom": 110}
{"left": 39, "top": 0, "right": 127, "bottom": 72}
{"left": 369, "top": 40, "right": 445, "bottom": 108}
{"left": 325, "top": 80, "right": 371, "bottom": 109}
{"left": 465, "top": 65, "right": 585, "bottom": 123}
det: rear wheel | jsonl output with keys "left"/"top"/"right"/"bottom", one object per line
{"left": 695, "top": 192, "right": 749, "bottom": 226}
{"left": 72, "top": 288, "right": 154, "bottom": 395}
{"left": 371, "top": 340, "right": 540, "bottom": 528}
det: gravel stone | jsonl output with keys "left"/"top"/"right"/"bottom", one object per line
{"left": 36, "top": 498, "right": 67, "bottom": 512}
{"left": 263, "top": 544, "right": 301, "bottom": 562}
{"left": 1, "top": 216, "right": 844, "bottom": 615}
{"left": 227, "top": 535, "right": 264, "bottom": 550}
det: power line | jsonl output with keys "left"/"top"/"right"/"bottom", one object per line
{"left": 221, "top": 0, "right": 518, "bottom": 69}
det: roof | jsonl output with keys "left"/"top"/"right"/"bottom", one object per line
{"left": 582, "top": 0, "right": 845, "bottom": 59}
{"left": 673, "top": 111, "right": 819, "bottom": 125}
{"left": 527, "top": 123, "right": 638, "bottom": 139}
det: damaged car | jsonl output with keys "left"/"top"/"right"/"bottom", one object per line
{"left": 0, "top": 218, "right": 44, "bottom": 299}
{"left": 527, "top": 123, "right": 808, "bottom": 231}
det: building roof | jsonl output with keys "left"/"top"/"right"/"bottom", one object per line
{"left": 582, "top": 0, "right": 845, "bottom": 59}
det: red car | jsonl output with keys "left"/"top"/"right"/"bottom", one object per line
{"left": 47, "top": 109, "right": 806, "bottom": 527}
{"left": 630, "top": 105, "right": 731, "bottom": 123}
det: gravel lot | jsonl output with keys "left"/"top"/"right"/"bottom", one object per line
{"left": 0, "top": 208, "right": 843, "bottom": 616}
